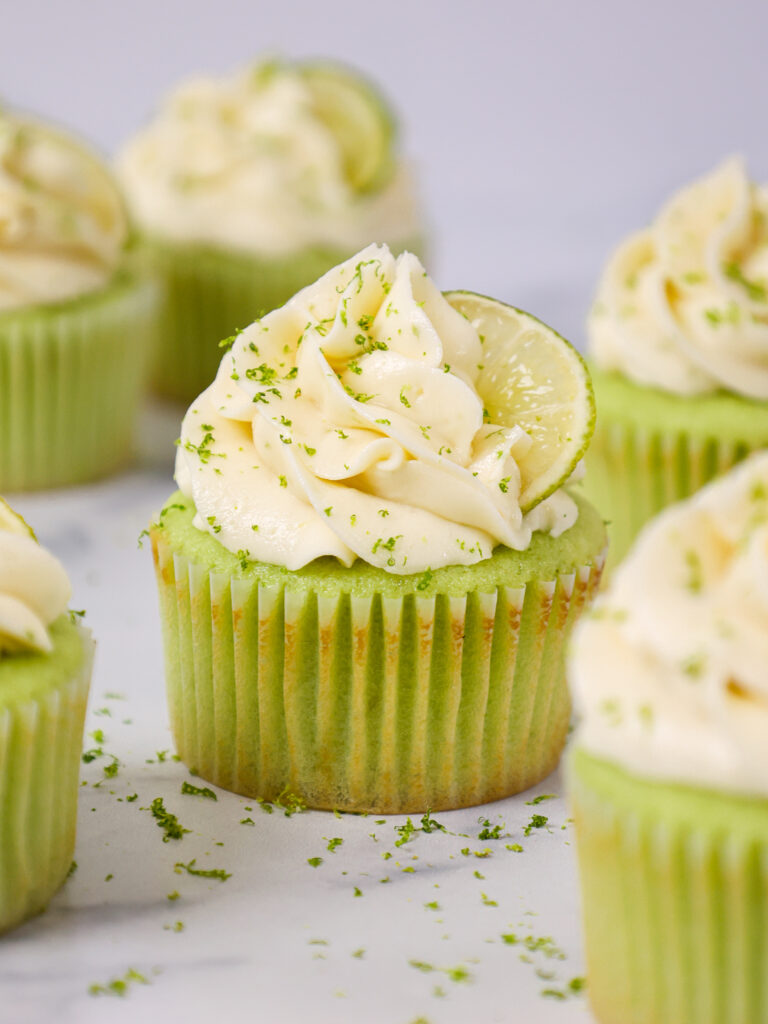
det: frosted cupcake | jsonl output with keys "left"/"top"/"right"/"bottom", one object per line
{"left": 118, "top": 59, "right": 424, "bottom": 403}
{"left": 150, "top": 244, "right": 605, "bottom": 813}
{"left": 584, "top": 158, "right": 768, "bottom": 566}
{"left": 0, "top": 498, "right": 93, "bottom": 933}
{"left": 0, "top": 108, "right": 157, "bottom": 491}
{"left": 569, "top": 453, "right": 768, "bottom": 1024}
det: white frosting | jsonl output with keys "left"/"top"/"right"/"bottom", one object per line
{"left": 589, "top": 159, "right": 768, "bottom": 399}
{"left": 175, "top": 245, "right": 579, "bottom": 573}
{"left": 0, "top": 509, "right": 71, "bottom": 654}
{"left": 570, "top": 453, "right": 768, "bottom": 797}
{"left": 0, "top": 111, "right": 127, "bottom": 311}
{"left": 117, "top": 64, "right": 421, "bottom": 255}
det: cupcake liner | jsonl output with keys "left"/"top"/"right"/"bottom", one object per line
{"left": 0, "top": 627, "right": 93, "bottom": 934}
{"left": 152, "top": 531, "right": 603, "bottom": 813}
{"left": 0, "top": 270, "right": 157, "bottom": 492}
{"left": 584, "top": 420, "right": 756, "bottom": 568}
{"left": 583, "top": 369, "right": 768, "bottom": 569}
{"left": 140, "top": 235, "right": 426, "bottom": 403}
{"left": 569, "top": 750, "right": 768, "bottom": 1024}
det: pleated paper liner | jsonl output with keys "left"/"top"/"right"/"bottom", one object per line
{"left": 583, "top": 367, "right": 768, "bottom": 570}
{"left": 139, "top": 234, "right": 426, "bottom": 404}
{"left": 569, "top": 749, "right": 768, "bottom": 1024}
{"left": 0, "top": 269, "right": 157, "bottom": 492}
{"left": 0, "top": 621, "right": 93, "bottom": 934}
{"left": 151, "top": 498, "right": 605, "bottom": 813}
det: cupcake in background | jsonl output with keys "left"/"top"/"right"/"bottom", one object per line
{"left": 0, "top": 108, "right": 157, "bottom": 491}
{"left": 117, "top": 58, "right": 425, "bottom": 404}
{"left": 150, "top": 243, "right": 605, "bottom": 814}
{"left": 569, "top": 454, "right": 768, "bottom": 1024}
{"left": 583, "top": 158, "right": 768, "bottom": 567}
{"left": 0, "top": 498, "right": 93, "bottom": 933}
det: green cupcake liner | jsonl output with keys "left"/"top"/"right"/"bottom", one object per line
{"left": 0, "top": 620, "right": 93, "bottom": 934}
{"left": 139, "top": 234, "right": 426, "bottom": 403}
{"left": 0, "top": 270, "right": 157, "bottom": 492}
{"left": 151, "top": 522, "right": 604, "bottom": 813}
{"left": 583, "top": 367, "right": 768, "bottom": 568}
{"left": 569, "top": 749, "right": 768, "bottom": 1024}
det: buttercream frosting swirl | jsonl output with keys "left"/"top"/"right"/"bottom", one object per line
{"left": 0, "top": 109, "right": 127, "bottom": 311}
{"left": 570, "top": 452, "right": 768, "bottom": 797}
{"left": 0, "top": 502, "right": 71, "bottom": 654}
{"left": 589, "top": 159, "right": 768, "bottom": 399}
{"left": 176, "top": 244, "right": 579, "bottom": 573}
{"left": 116, "top": 63, "right": 420, "bottom": 254}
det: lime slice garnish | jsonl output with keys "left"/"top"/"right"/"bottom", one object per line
{"left": 445, "top": 291, "right": 595, "bottom": 513}
{"left": 0, "top": 496, "right": 35, "bottom": 538}
{"left": 300, "top": 62, "right": 396, "bottom": 194}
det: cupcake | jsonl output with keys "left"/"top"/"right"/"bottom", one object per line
{"left": 583, "top": 158, "right": 768, "bottom": 567}
{"left": 150, "top": 244, "right": 605, "bottom": 813}
{"left": 0, "top": 108, "right": 157, "bottom": 491}
{"left": 568, "top": 453, "right": 768, "bottom": 1024}
{"left": 117, "top": 58, "right": 425, "bottom": 404}
{"left": 0, "top": 497, "right": 93, "bottom": 933}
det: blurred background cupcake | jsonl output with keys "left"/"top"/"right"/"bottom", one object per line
{"left": 117, "top": 58, "right": 425, "bottom": 404}
{"left": 583, "top": 158, "right": 768, "bottom": 568}
{"left": 569, "top": 453, "right": 768, "bottom": 1024}
{"left": 0, "top": 107, "right": 157, "bottom": 492}
{"left": 151, "top": 244, "right": 604, "bottom": 813}
{"left": 0, "top": 498, "right": 93, "bottom": 933}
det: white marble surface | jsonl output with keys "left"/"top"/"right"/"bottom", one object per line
{"left": 4, "top": 410, "right": 595, "bottom": 1024}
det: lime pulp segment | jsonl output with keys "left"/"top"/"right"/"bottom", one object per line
{"left": 444, "top": 291, "right": 595, "bottom": 512}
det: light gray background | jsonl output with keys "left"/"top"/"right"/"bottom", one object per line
{"left": 2, "top": 5, "right": 765, "bottom": 1022}
{"left": 5, "top": 0, "right": 767, "bottom": 346}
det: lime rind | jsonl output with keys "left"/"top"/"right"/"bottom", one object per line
{"left": 299, "top": 62, "right": 396, "bottom": 195}
{"left": 444, "top": 290, "right": 596, "bottom": 513}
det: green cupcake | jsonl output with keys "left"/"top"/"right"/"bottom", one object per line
{"left": 568, "top": 454, "right": 768, "bottom": 1023}
{"left": 117, "top": 58, "right": 425, "bottom": 403}
{"left": 0, "top": 498, "right": 93, "bottom": 933}
{"left": 151, "top": 245, "right": 605, "bottom": 813}
{"left": 0, "top": 109, "right": 157, "bottom": 491}
{"left": 583, "top": 158, "right": 768, "bottom": 568}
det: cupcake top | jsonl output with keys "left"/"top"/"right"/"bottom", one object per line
{"left": 570, "top": 453, "right": 768, "bottom": 797}
{"left": 589, "top": 158, "right": 768, "bottom": 399}
{"left": 0, "top": 108, "right": 128, "bottom": 311}
{"left": 175, "top": 244, "right": 588, "bottom": 574}
{"left": 0, "top": 498, "right": 71, "bottom": 654}
{"left": 116, "top": 59, "right": 421, "bottom": 255}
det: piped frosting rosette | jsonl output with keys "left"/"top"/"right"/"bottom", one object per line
{"left": 590, "top": 158, "right": 768, "bottom": 398}
{"left": 0, "top": 110, "right": 127, "bottom": 310}
{"left": 0, "top": 500, "right": 71, "bottom": 654}
{"left": 571, "top": 452, "right": 768, "bottom": 796}
{"left": 176, "top": 244, "right": 579, "bottom": 573}
{"left": 116, "top": 63, "right": 418, "bottom": 255}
